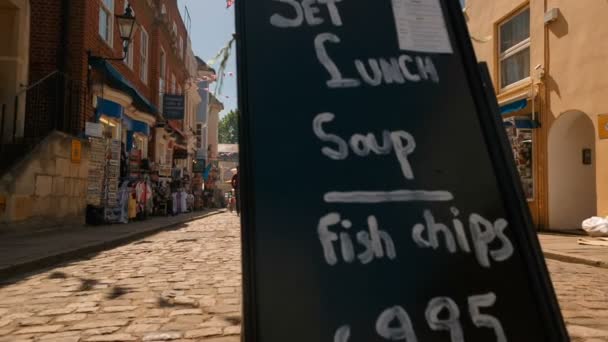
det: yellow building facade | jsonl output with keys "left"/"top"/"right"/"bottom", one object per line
{"left": 465, "top": 0, "right": 608, "bottom": 231}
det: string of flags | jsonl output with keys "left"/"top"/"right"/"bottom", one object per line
{"left": 194, "top": 72, "right": 234, "bottom": 84}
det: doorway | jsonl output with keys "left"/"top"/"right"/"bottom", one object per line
{"left": 0, "top": 0, "right": 29, "bottom": 142}
{"left": 548, "top": 111, "right": 596, "bottom": 230}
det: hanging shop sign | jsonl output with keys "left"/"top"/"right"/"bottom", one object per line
{"left": 173, "top": 149, "right": 188, "bottom": 159}
{"left": 85, "top": 122, "right": 103, "bottom": 138}
{"left": 163, "top": 95, "right": 186, "bottom": 120}
{"left": 598, "top": 114, "right": 608, "bottom": 139}
{"left": 235, "top": 0, "right": 568, "bottom": 341}
{"left": 159, "top": 166, "right": 172, "bottom": 177}
{"left": 71, "top": 140, "right": 82, "bottom": 164}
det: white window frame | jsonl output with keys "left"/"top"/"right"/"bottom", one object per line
{"left": 124, "top": 41, "right": 134, "bottom": 69}
{"left": 133, "top": 133, "right": 148, "bottom": 157}
{"left": 123, "top": 2, "right": 134, "bottom": 69}
{"left": 498, "top": 7, "right": 531, "bottom": 90}
{"left": 158, "top": 141, "right": 166, "bottom": 165}
{"left": 159, "top": 48, "right": 166, "bottom": 109}
{"left": 99, "top": 0, "right": 114, "bottom": 46}
{"left": 99, "top": 115, "right": 120, "bottom": 140}
{"left": 179, "top": 36, "right": 184, "bottom": 60}
{"left": 140, "top": 27, "right": 149, "bottom": 84}
{"left": 160, "top": 48, "right": 166, "bottom": 79}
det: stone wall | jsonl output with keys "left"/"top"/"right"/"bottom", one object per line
{"left": 0, "top": 131, "right": 89, "bottom": 232}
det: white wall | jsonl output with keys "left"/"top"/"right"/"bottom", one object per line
{"left": 548, "top": 111, "right": 596, "bottom": 230}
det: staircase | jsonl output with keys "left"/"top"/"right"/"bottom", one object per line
{"left": 0, "top": 71, "right": 83, "bottom": 175}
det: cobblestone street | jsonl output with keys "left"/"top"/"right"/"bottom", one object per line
{"left": 549, "top": 260, "right": 608, "bottom": 341}
{"left": 0, "top": 213, "right": 241, "bottom": 342}
{"left": 1, "top": 212, "right": 608, "bottom": 341}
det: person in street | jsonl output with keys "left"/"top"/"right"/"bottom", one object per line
{"left": 231, "top": 168, "right": 239, "bottom": 215}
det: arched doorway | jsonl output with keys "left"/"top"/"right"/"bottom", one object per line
{"left": 548, "top": 111, "right": 596, "bottom": 230}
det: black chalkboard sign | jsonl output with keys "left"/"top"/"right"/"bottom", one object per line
{"left": 235, "top": 1, "right": 568, "bottom": 341}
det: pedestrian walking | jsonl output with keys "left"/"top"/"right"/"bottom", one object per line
{"left": 231, "top": 167, "right": 240, "bottom": 215}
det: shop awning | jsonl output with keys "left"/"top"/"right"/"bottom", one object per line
{"left": 97, "top": 98, "right": 123, "bottom": 119}
{"left": 499, "top": 98, "right": 527, "bottom": 116}
{"left": 131, "top": 120, "right": 150, "bottom": 136}
{"left": 90, "top": 58, "right": 158, "bottom": 115}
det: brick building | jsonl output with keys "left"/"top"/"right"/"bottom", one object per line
{"left": 6, "top": 0, "right": 195, "bottom": 162}
{"left": 0, "top": 0, "right": 202, "bottom": 228}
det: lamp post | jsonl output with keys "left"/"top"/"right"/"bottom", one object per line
{"left": 88, "top": 3, "right": 138, "bottom": 62}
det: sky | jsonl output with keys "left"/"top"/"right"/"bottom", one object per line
{"left": 178, "top": 0, "right": 237, "bottom": 117}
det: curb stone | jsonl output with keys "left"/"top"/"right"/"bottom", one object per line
{"left": 0, "top": 210, "right": 225, "bottom": 280}
{"left": 543, "top": 250, "right": 608, "bottom": 269}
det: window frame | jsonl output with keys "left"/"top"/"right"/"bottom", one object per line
{"left": 179, "top": 36, "right": 184, "bottom": 60}
{"left": 99, "top": 0, "right": 114, "bottom": 46}
{"left": 498, "top": 7, "right": 531, "bottom": 90}
{"left": 99, "top": 115, "right": 120, "bottom": 140}
{"left": 124, "top": 41, "right": 134, "bottom": 69}
{"left": 122, "top": 2, "right": 134, "bottom": 69}
{"left": 139, "top": 27, "right": 149, "bottom": 84}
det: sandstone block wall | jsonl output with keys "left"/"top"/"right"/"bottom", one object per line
{"left": 0, "top": 131, "right": 90, "bottom": 231}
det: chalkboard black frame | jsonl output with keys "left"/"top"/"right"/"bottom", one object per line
{"left": 235, "top": 0, "right": 569, "bottom": 341}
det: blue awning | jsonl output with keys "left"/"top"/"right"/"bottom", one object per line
{"left": 90, "top": 58, "right": 158, "bottom": 115}
{"left": 500, "top": 98, "right": 527, "bottom": 116}
{"left": 131, "top": 120, "right": 150, "bottom": 135}
{"left": 97, "top": 98, "right": 123, "bottom": 119}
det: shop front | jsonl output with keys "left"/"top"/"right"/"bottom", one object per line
{"left": 498, "top": 94, "right": 542, "bottom": 228}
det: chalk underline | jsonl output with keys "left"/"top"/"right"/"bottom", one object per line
{"left": 323, "top": 190, "right": 454, "bottom": 203}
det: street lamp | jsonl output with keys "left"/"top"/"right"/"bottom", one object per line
{"left": 116, "top": 4, "right": 138, "bottom": 55}
{"left": 88, "top": 3, "right": 138, "bottom": 61}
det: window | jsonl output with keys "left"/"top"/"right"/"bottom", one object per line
{"left": 124, "top": 41, "right": 134, "bottom": 69}
{"left": 196, "top": 123, "right": 202, "bottom": 149}
{"left": 499, "top": 8, "right": 530, "bottom": 89}
{"left": 179, "top": 36, "right": 184, "bottom": 60}
{"left": 159, "top": 142, "right": 166, "bottom": 165}
{"left": 504, "top": 117, "right": 534, "bottom": 200}
{"left": 123, "top": 1, "right": 135, "bottom": 69}
{"left": 133, "top": 133, "right": 148, "bottom": 157}
{"left": 140, "top": 28, "right": 149, "bottom": 83}
{"left": 159, "top": 48, "right": 166, "bottom": 109}
{"left": 99, "top": 116, "right": 120, "bottom": 140}
{"left": 160, "top": 49, "right": 166, "bottom": 79}
{"left": 99, "top": 0, "right": 114, "bottom": 45}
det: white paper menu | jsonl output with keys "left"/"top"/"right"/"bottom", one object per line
{"left": 391, "top": 0, "right": 453, "bottom": 54}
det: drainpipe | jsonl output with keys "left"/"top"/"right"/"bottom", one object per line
{"left": 58, "top": 0, "right": 70, "bottom": 73}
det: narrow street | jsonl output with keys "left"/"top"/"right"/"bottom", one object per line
{"left": 549, "top": 260, "right": 608, "bottom": 341}
{"left": 0, "top": 212, "right": 608, "bottom": 341}
{"left": 0, "top": 213, "right": 241, "bottom": 342}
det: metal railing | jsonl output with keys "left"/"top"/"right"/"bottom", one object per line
{"left": 0, "top": 71, "right": 83, "bottom": 172}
